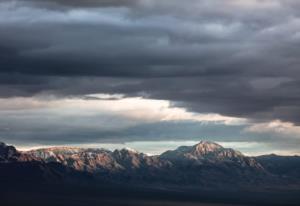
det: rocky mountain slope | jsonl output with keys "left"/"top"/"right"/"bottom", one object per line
{"left": 160, "top": 141, "right": 263, "bottom": 169}
{"left": 255, "top": 154, "right": 300, "bottom": 179}
{"left": 0, "top": 142, "right": 92, "bottom": 185}
{"left": 27, "top": 141, "right": 263, "bottom": 171}
{"left": 0, "top": 142, "right": 37, "bottom": 162}
{"left": 1, "top": 141, "right": 300, "bottom": 186}
{"left": 22, "top": 141, "right": 269, "bottom": 185}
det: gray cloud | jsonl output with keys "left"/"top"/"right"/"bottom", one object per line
{"left": 1, "top": 112, "right": 299, "bottom": 154}
{"left": 1, "top": 0, "right": 300, "bottom": 125}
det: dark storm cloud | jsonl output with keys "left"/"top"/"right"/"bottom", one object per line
{"left": 1, "top": 0, "right": 300, "bottom": 124}
{"left": 25, "top": 0, "right": 139, "bottom": 8}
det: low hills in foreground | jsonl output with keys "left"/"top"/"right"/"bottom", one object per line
{"left": 1, "top": 141, "right": 300, "bottom": 206}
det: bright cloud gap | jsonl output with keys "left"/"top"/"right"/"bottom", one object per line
{"left": 0, "top": 94, "right": 247, "bottom": 125}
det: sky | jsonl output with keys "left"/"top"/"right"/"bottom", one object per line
{"left": 1, "top": 0, "right": 300, "bottom": 155}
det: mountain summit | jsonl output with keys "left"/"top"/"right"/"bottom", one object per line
{"left": 160, "top": 141, "right": 261, "bottom": 168}
{"left": 193, "top": 140, "right": 223, "bottom": 154}
{"left": 160, "top": 141, "right": 225, "bottom": 160}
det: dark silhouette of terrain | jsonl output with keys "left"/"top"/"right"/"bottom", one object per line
{"left": 1, "top": 141, "right": 300, "bottom": 206}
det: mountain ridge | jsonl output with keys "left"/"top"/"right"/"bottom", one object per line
{"left": 1, "top": 140, "right": 300, "bottom": 187}
{"left": 25, "top": 141, "right": 264, "bottom": 173}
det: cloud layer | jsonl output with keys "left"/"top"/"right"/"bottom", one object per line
{"left": 1, "top": 0, "right": 300, "bottom": 124}
{"left": 1, "top": 0, "right": 300, "bottom": 153}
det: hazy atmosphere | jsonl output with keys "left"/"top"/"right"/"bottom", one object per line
{"left": 1, "top": 0, "right": 300, "bottom": 155}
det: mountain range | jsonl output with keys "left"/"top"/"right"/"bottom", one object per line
{"left": 1, "top": 141, "right": 300, "bottom": 205}
{"left": 1, "top": 141, "right": 300, "bottom": 185}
